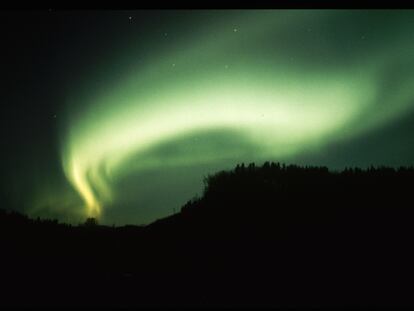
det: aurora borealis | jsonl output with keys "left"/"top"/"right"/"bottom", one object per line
{"left": 2, "top": 10, "right": 414, "bottom": 224}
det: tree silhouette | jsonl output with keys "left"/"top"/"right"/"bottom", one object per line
{"left": 84, "top": 217, "right": 98, "bottom": 227}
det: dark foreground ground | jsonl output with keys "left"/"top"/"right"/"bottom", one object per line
{"left": 1, "top": 163, "right": 414, "bottom": 307}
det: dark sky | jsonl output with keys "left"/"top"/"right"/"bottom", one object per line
{"left": 1, "top": 10, "right": 414, "bottom": 225}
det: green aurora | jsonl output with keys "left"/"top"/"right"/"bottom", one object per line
{"left": 4, "top": 10, "right": 414, "bottom": 225}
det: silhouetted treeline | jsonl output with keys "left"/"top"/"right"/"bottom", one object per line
{"left": 1, "top": 163, "right": 414, "bottom": 307}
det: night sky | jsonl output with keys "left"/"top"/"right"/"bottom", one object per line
{"left": 1, "top": 10, "right": 414, "bottom": 225}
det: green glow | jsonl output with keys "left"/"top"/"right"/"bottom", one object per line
{"left": 60, "top": 10, "right": 414, "bottom": 220}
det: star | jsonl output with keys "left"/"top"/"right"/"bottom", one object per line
{"left": 129, "top": 16, "right": 133, "bottom": 21}
{"left": 224, "top": 65, "right": 229, "bottom": 69}
{"left": 172, "top": 63, "right": 176, "bottom": 67}
{"left": 233, "top": 28, "right": 238, "bottom": 32}
{"left": 164, "top": 32, "right": 168, "bottom": 36}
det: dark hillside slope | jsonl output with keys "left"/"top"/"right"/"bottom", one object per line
{"left": 1, "top": 163, "right": 414, "bottom": 307}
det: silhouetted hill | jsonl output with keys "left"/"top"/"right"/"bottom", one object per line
{"left": 1, "top": 163, "right": 414, "bottom": 307}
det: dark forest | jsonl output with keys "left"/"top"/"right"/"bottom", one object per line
{"left": 2, "top": 163, "right": 413, "bottom": 307}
